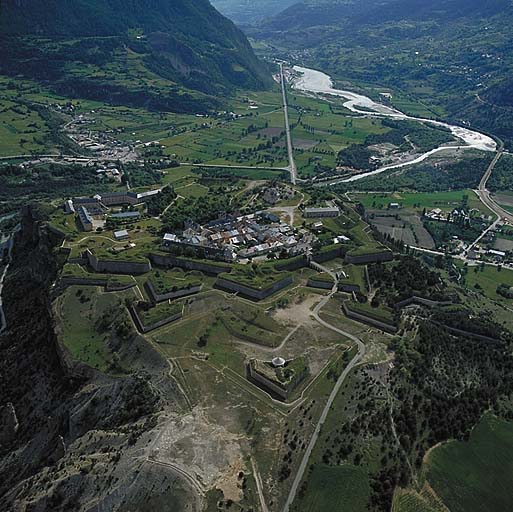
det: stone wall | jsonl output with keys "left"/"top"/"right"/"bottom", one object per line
{"left": 338, "top": 283, "right": 360, "bottom": 293}
{"left": 215, "top": 274, "right": 293, "bottom": 301}
{"left": 312, "top": 245, "right": 347, "bottom": 263}
{"left": 60, "top": 277, "right": 135, "bottom": 291}
{"left": 86, "top": 250, "right": 151, "bottom": 275}
{"left": 247, "top": 363, "right": 288, "bottom": 400}
{"left": 344, "top": 250, "right": 393, "bottom": 265}
{"left": 150, "top": 253, "right": 231, "bottom": 276}
{"left": 129, "top": 306, "right": 182, "bottom": 334}
{"left": 67, "top": 257, "right": 87, "bottom": 265}
{"left": 342, "top": 302, "right": 397, "bottom": 334}
{"left": 395, "top": 296, "right": 453, "bottom": 309}
{"left": 274, "top": 255, "right": 308, "bottom": 272}
{"left": 145, "top": 280, "right": 202, "bottom": 303}
{"left": 307, "top": 278, "right": 333, "bottom": 290}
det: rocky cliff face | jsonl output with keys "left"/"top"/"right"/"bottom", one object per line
{"left": 0, "top": 206, "right": 194, "bottom": 511}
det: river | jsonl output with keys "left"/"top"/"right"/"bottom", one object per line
{"left": 292, "top": 66, "right": 497, "bottom": 183}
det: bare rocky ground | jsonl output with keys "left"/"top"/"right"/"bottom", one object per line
{"left": 0, "top": 209, "right": 205, "bottom": 511}
{"left": 0, "top": 208, "right": 272, "bottom": 512}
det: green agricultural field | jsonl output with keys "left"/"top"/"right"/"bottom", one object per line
{"left": 0, "top": 98, "right": 54, "bottom": 156}
{"left": 195, "top": 166, "right": 287, "bottom": 180}
{"left": 352, "top": 190, "right": 494, "bottom": 218}
{"left": 421, "top": 415, "right": 513, "bottom": 512}
{"left": 295, "top": 464, "right": 370, "bottom": 512}
{"left": 458, "top": 262, "right": 513, "bottom": 304}
{"left": 392, "top": 487, "right": 444, "bottom": 512}
{"left": 161, "top": 166, "right": 196, "bottom": 185}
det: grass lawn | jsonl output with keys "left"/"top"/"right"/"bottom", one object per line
{"left": 147, "top": 268, "right": 202, "bottom": 295}
{"left": 423, "top": 415, "right": 513, "bottom": 512}
{"left": 137, "top": 301, "right": 182, "bottom": 327}
{"left": 174, "top": 182, "right": 209, "bottom": 199}
{"left": 295, "top": 464, "right": 370, "bottom": 512}
{"left": 311, "top": 272, "right": 335, "bottom": 283}
{"left": 56, "top": 285, "right": 131, "bottom": 371}
{"left": 341, "top": 264, "right": 367, "bottom": 291}
{"left": 221, "top": 265, "right": 291, "bottom": 291}
{"left": 219, "top": 301, "right": 286, "bottom": 347}
{"left": 62, "top": 263, "right": 135, "bottom": 287}
{"left": 48, "top": 209, "right": 81, "bottom": 237}
{"left": 346, "top": 300, "right": 395, "bottom": 324}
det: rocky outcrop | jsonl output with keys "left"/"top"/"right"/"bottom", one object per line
{"left": 0, "top": 403, "right": 19, "bottom": 447}
{"left": 0, "top": 206, "right": 194, "bottom": 511}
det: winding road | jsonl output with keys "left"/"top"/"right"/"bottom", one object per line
{"left": 282, "top": 264, "right": 366, "bottom": 512}
{"left": 475, "top": 145, "right": 513, "bottom": 224}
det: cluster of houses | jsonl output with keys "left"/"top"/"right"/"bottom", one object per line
{"left": 424, "top": 207, "right": 492, "bottom": 225}
{"left": 65, "top": 189, "right": 160, "bottom": 232}
{"left": 162, "top": 212, "right": 317, "bottom": 262}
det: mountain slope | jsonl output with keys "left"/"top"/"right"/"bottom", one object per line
{"left": 0, "top": 0, "right": 271, "bottom": 112}
{"left": 211, "top": 0, "right": 298, "bottom": 24}
{"left": 260, "top": 0, "right": 508, "bottom": 31}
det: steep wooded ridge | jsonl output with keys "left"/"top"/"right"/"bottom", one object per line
{"left": 259, "top": 0, "right": 508, "bottom": 31}
{"left": 253, "top": 0, "right": 513, "bottom": 148}
{"left": 0, "top": 0, "right": 270, "bottom": 112}
{"left": 0, "top": 206, "right": 192, "bottom": 511}
{"left": 211, "top": 0, "right": 298, "bottom": 24}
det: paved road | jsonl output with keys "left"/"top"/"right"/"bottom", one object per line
{"left": 279, "top": 64, "right": 298, "bottom": 185}
{"left": 465, "top": 217, "right": 501, "bottom": 256}
{"left": 282, "top": 264, "right": 366, "bottom": 512}
{"left": 475, "top": 146, "right": 513, "bottom": 224}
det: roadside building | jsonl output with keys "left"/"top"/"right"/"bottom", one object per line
{"left": 488, "top": 249, "right": 506, "bottom": 260}
{"left": 303, "top": 206, "right": 340, "bottom": 218}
